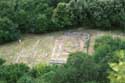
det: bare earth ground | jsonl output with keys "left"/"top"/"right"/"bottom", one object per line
{"left": 0, "top": 28, "right": 125, "bottom": 66}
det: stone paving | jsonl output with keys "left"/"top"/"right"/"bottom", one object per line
{"left": 50, "top": 31, "right": 90, "bottom": 64}
{"left": 13, "top": 31, "right": 90, "bottom": 65}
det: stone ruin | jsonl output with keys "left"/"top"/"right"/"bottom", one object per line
{"left": 49, "top": 31, "right": 90, "bottom": 64}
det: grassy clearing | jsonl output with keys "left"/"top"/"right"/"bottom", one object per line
{"left": 0, "top": 28, "right": 125, "bottom": 66}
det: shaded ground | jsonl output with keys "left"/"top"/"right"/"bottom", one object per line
{"left": 0, "top": 28, "right": 125, "bottom": 66}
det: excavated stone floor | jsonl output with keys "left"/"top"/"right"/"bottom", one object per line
{"left": 0, "top": 28, "right": 124, "bottom": 66}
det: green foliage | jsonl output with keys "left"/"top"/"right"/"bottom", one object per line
{"left": 50, "top": 52, "right": 99, "bottom": 83}
{"left": 0, "top": 80, "right": 7, "bottom": 83}
{"left": 0, "top": 0, "right": 125, "bottom": 43}
{"left": 84, "top": 81, "right": 97, "bottom": 83}
{"left": 0, "top": 0, "right": 125, "bottom": 82}
{"left": 33, "top": 13, "right": 53, "bottom": 33}
{"left": 108, "top": 50, "right": 125, "bottom": 83}
{"left": 14, "top": 9, "right": 30, "bottom": 33}
{"left": 0, "top": 36, "right": 125, "bottom": 83}
{"left": 88, "top": 0, "right": 112, "bottom": 29}
{"left": 109, "top": 62, "right": 125, "bottom": 83}
{"left": 26, "top": 0, "right": 54, "bottom": 33}
{"left": 93, "top": 35, "right": 125, "bottom": 83}
{"left": 0, "top": 17, "right": 20, "bottom": 44}
{"left": 0, "top": 0, "right": 15, "bottom": 19}
{"left": 17, "top": 75, "right": 34, "bottom": 83}
{"left": 13, "top": 0, "right": 54, "bottom": 33}
{"left": 94, "top": 35, "right": 125, "bottom": 63}
{"left": 68, "top": 0, "right": 92, "bottom": 26}
{"left": 31, "top": 64, "right": 52, "bottom": 77}
{"left": 35, "top": 77, "right": 48, "bottom": 83}
{"left": 68, "top": 0, "right": 125, "bottom": 29}
{"left": 0, "top": 64, "right": 29, "bottom": 83}
{"left": 0, "top": 58, "right": 5, "bottom": 65}
{"left": 52, "top": 2, "right": 73, "bottom": 29}
{"left": 114, "top": 50, "right": 125, "bottom": 61}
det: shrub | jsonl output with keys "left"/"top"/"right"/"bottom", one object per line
{"left": 88, "top": 0, "right": 115, "bottom": 29}
{"left": 52, "top": 2, "right": 74, "bottom": 29}
{"left": 95, "top": 35, "right": 125, "bottom": 50}
{"left": 14, "top": 9, "right": 30, "bottom": 33}
{"left": 109, "top": 62, "right": 125, "bottom": 83}
{"left": 68, "top": 0, "right": 93, "bottom": 26}
{"left": 21, "top": 0, "right": 54, "bottom": 33}
{"left": 0, "top": 58, "right": 5, "bottom": 65}
{"left": 0, "top": 0, "right": 15, "bottom": 19}
{"left": 50, "top": 52, "right": 99, "bottom": 83}
{"left": 31, "top": 64, "right": 50, "bottom": 77}
{"left": 113, "top": 50, "right": 125, "bottom": 62}
{"left": 32, "top": 13, "right": 52, "bottom": 33}
{"left": 35, "top": 75, "right": 49, "bottom": 83}
{"left": 68, "top": 0, "right": 125, "bottom": 30}
{"left": 0, "top": 17, "right": 20, "bottom": 44}
{"left": 93, "top": 36, "right": 125, "bottom": 83}
{"left": 0, "top": 80, "right": 7, "bottom": 83}
{"left": 83, "top": 81, "right": 97, "bottom": 83}
{"left": 17, "top": 75, "right": 34, "bottom": 83}
{"left": 0, "top": 64, "right": 29, "bottom": 83}
{"left": 31, "top": 63, "right": 58, "bottom": 78}
{"left": 109, "top": 0, "right": 125, "bottom": 29}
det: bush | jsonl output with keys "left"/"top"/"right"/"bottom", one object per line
{"left": 108, "top": 50, "right": 125, "bottom": 83}
{"left": 87, "top": 0, "right": 111, "bottom": 29}
{"left": 84, "top": 81, "right": 97, "bottom": 83}
{"left": 93, "top": 36, "right": 125, "bottom": 83}
{"left": 50, "top": 52, "right": 99, "bottom": 83}
{"left": 14, "top": 9, "right": 30, "bottom": 33}
{"left": 68, "top": 0, "right": 125, "bottom": 30}
{"left": 32, "top": 13, "right": 53, "bottom": 33}
{"left": 0, "top": 64, "right": 29, "bottom": 83}
{"left": 109, "top": 62, "right": 125, "bottom": 83}
{"left": 0, "top": 17, "right": 20, "bottom": 44}
{"left": 19, "top": 0, "right": 54, "bottom": 33}
{"left": 52, "top": 2, "right": 74, "bottom": 29}
{"left": 94, "top": 35, "right": 125, "bottom": 63}
{"left": 68, "top": 0, "right": 93, "bottom": 26}
{"left": 95, "top": 35, "right": 125, "bottom": 50}
{"left": 0, "top": 58, "right": 5, "bottom": 65}
{"left": 0, "top": 80, "right": 7, "bottom": 83}
{"left": 31, "top": 64, "right": 50, "bottom": 77}
{"left": 17, "top": 75, "right": 34, "bottom": 83}
{"left": 0, "top": 0, "right": 15, "bottom": 19}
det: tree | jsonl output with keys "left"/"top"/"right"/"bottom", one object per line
{"left": 0, "top": 17, "right": 20, "bottom": 44}
{"left": 52, "top": 2, "right": 74, "bottom": 29}
{"left": 50, "top": 52, "right": 99, "bottom": 83}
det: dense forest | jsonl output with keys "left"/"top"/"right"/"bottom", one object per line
{"left": 0, "top": 0, "right": 125, "bottom": 43}
{"left": 0, "top": 0, "right": 125, "bottom": 83}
